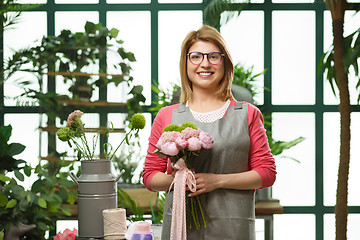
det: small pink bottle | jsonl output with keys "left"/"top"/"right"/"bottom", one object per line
{"left": 130, "top": 222, "right": 154, "bottom": 240}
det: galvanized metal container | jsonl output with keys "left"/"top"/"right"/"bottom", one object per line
{"left": 70, "top": 159, "right": 122, "bottom": 239}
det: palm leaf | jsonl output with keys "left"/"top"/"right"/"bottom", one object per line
{"left": 204, "top": 0, "right": 250, "bottom": 27}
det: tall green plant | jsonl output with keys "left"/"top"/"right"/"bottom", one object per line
{"left": 320, "top": 1, "right": 360, "bottom": 239}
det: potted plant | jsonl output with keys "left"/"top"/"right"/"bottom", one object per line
{"left": 320, "top": 1, "right": 360, "bottom": 238}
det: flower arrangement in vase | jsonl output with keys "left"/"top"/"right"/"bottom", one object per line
{"left": 56, "top": 110, "right": 146, "bottom": 161}
{"left": 55, "top": 110, "right": 146, "bottom": 238}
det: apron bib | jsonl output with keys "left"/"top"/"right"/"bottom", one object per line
{"left": 161, "top": 102, "right": 255, "bottom": 240}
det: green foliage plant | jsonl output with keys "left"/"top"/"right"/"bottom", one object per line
{"left": 0, "top": 125, "right": 26, "bottom": 173}
{"left": 0, "top": 160, "right": 77, "bottom": 239}
{"left": 0, "top": 0, "right": 41, "bottom": 31}
{"left": 3, "top": 21, "right": 146, "bottom": 123}
{"left": 0, "top": 124, "right": 77, "bottom": 239}
{"left": 150, "top": 81, "right": 180, "bottom": 115}
{"left": 204, "top": 0, "right": 249, "bottom": 28}
{"left": 112, "top": 142, "right": 143, "bottom": 184}
{"left": 117, "top": 188, "right": 144, "bottom": 222}
{"left": 319, "top": 1, "right": 359, "bottom": 239}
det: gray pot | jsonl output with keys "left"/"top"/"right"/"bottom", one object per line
{"left": 255, "top": 187, "right": 272, "bottom": 202}
{"left": 70, "top": 159, "right": 122, "bottom": 239}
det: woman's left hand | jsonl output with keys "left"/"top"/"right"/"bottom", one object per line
{"left": 188, "top": 173, "right": 221, "bottom": 197}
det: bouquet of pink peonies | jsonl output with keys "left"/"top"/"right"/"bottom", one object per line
{"left": 154, "top": 122, "right": 213, "bottom": 238}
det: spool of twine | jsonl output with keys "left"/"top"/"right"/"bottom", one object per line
{"left": 102, "top": 208, "right": 127, "bottom": 240}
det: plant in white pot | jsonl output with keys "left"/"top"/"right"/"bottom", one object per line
{"left": 56, "top": 110, "right": 146, "bottom": 239}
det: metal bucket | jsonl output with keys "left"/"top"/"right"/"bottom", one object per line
{"left": 70, "top": 159, "right": 122, "bottom": 239}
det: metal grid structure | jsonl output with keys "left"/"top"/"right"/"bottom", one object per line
{"left": 1, "top": 0, "right": 360, "bottom": 239}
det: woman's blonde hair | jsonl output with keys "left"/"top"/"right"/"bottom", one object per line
{"left": 179, "top": 25, "right": 234, "bottom": 103}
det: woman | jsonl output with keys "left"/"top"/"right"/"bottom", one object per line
{"left": 142, "top": 25, "right": 276, "bottom": 240}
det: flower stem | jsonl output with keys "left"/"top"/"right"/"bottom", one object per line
{"left": 108, "top": 129, "right": 133, "bottom": 161}
{"left": 196, "top": 196, "right": 207, "bottom": 228}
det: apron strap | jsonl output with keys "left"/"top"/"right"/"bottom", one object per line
{"left": 177, "top": 103, "right": 187, "bottom": 113}
{"left": 234, "top": 101, "right": 243, "bottom": 110}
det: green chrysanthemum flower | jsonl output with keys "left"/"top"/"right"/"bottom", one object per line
{"left": 181, "top": 122, "right": 198, "bottom": 130}
{"left": 129, "top": 113, "right": 146, "bottom": 129}
{"left": 163, "top": 124, "right": 183, "bottom": 132}
{"left": 57, "top": 126, "right": 72, "bottom": 141}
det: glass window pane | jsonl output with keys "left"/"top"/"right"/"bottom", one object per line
{"left": 272, "top": 11, "right": 315, "bottom": 105}
{"left": 54, "top": 12, "right": 99, "bottom": 100}
{"left": 255, "top": 219, "right": 265, "bottom": 240}
{"left": 271, "top": 113, "right": 315, "bottom": 206}
{"left": 274, "top": 214, "right": 315, "bottom": 240}
{"left": 323, "top": 11, "right": 360, "bottom": 105}
{"left": 107, "top": 11, "right": 151, "bottom": 105}
{"left": 221, "top": 11, "right": 264, "bottom": 105}
{"left": 55, "top": 11, "right": 99, "bottom": 34}
{"left": 158, "top": 11, "right": 202, "bottom": 91}
{"left": 108, "top": 112, "right": 152, "bottom": 179}
{"left": 3, "top": 12, "right": 47, "bottom": 106}
{"left": 324, "top": 214, "right": 360, "bottom": 239}
{"left": 323, "top": 112, "right": 360, "bottom": 206}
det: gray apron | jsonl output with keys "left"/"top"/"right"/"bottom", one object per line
{"left": 161, "top": 102, "right": 255, "bottom": 240}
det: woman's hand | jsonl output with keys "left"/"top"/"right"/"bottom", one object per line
{"left": 188, "top": 173, "right": 221, "bottom": 197}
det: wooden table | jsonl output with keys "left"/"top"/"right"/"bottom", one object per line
{"left": 57, "top": 198, "right": 283, "bottom": 240}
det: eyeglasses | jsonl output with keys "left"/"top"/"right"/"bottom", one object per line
{"left": 187, "top": 52, "right": 224, "bottom": 65}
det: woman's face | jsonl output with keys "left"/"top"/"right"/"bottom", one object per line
{"left": 186, "top": 40, "right": 225, "bottom": 93}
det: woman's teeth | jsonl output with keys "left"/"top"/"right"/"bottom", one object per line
{"left": 198, "top": 72, "right": 212, "bottom": 76}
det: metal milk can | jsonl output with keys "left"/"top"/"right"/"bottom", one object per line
{"left": 70, "top": 159, "right": 122, "bottom": 239}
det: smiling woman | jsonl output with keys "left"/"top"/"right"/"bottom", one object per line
{"left": 143, "top": 25, "right": 276, "bottom": 240}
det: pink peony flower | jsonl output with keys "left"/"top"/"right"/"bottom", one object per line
{"left": 161, "top": 142, "right": 180, "bottom": 156}
{"left": 159, "top": 131, "right": 181, "bottom": 144}
{"left": 175, "top": 135, "right": 188, "bottom": 149}
{"left": 199, "top": 131, "right": 214, "bottom": 149}
{"left": 155, "top": 138, "right": 164, "bottom": 150}
{"left": 67, "top": 110, "right": 83, "bottom": 127}
{"left": 181, "top": 127, "right": 200, "bottom": 140}
{"left": 54, "top": 228, "right": 78, "bottom": 240}
{"left": 187, "top": 137, "right": 202, "bottom": 151}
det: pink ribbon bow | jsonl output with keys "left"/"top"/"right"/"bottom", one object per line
{"left": 169, "top": 158, "right": 196, "bottom": 240}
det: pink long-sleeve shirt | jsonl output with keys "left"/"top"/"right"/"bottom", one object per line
{"left": 142, "top": 100, "right": 276, "bottom": 191}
